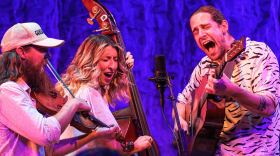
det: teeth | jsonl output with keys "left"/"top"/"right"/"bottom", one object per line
{"left": 203, "top": 40, "right": 211, "bottom": 46}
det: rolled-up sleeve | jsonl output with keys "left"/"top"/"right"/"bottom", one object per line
{"left": 251, "top": 44, "right": 280, "bottom": 107}
{"left": 0, "top": 82, "right": 61, "bottom": 146}
{"left": 177, "top": 59, "right": 207, "bottom": 105}
{"left": 42, "top": 116, "right": 61, "bottom": 144}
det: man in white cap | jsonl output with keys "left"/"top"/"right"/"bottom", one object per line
{"left": 0, "top": 22, "right": 118, "bottom": 155}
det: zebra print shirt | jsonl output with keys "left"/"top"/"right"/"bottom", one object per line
{"left": 177, "top": 38, "right": 280, "bottom": 156}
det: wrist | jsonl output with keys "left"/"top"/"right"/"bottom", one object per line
{"left": 123, "top": 141, "right": 134, "bottom": 153}
{"left": 227, "top": 83, "right": 242, "bottom": 98}
{"left": 62, "top": 100, "right": 77, "bottom": 113}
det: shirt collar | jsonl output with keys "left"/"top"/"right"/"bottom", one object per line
{"left": 16, "top": 77, "right": 31, "bottom": 94}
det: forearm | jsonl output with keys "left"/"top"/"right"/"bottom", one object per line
{"left": 229, "top": 85, "right": 276, "bottom": 116}
{"left": 174, "top": 102, "right": 186, "bottom": 120}
{"left": 53, "top": 102, "right": 77, "bottom": 132}
{"left": 51, "top": 131, "right": 98, "bottom": 156}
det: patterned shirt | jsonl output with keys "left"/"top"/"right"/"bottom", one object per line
{"left": 0, "top": 78, "right": 61, "bottom": 156}
{"left": 177, "top": 38, "right": 280, "bottom": 155}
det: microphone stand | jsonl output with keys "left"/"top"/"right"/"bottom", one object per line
{"left": 166, "top": 75, "right": 188, "bottom": 156}
{"left": 158, "top": 81, "right": 165, "bottom": 109}
{"left": 149, "top": 54, "right": 188, "bottom": 155}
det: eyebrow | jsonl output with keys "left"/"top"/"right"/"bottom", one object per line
{"left": 192, "top": 23, "right": 210, "bottom": 32}
{"left": 201, "top": 23, "right": 210, "bottom": 27}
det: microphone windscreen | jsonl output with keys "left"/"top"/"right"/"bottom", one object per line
{"left": 155, "top": 55, "right": 166, "bottom": 75}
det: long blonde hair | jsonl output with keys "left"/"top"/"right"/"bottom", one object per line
{"left": 56, "top": 34, "right": 130, "bottom": 105}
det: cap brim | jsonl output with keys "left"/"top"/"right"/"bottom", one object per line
{"left": 32, "top": 38, "right": 64, "bottom": 48}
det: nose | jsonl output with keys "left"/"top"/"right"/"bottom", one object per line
{"left": 108, "top": 60, "right": 118, "bottom": 70}
{"left": 198, "top": 29, "right": 206, "bottom": 38}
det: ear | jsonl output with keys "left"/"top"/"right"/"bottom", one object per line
{"left": 15, "top": 47, "right": 27, "bottom": 59}
{"left": 220, "top": 20, "right": 229, "bottom": 35}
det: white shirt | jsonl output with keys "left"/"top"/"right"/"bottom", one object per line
{"left": 60, "top": 85, "right": 119, "bottom": 156}
{"left": 0, "top": 78, "right": 61, "bottom": 156}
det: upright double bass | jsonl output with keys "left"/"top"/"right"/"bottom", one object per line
{"left": 81, "top": 0, "right": 160, "bottom": 155}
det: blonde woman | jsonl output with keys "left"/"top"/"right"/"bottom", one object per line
{"left": 56, "top": 34, "right": 153, "bottom": 155}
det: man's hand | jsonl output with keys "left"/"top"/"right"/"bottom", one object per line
{"left": 205, "top": 73, "right": 237, "bottom": 97}
{"left": 54, "top": 98, "right": 91, "bottom": 132}
{"left": 94, "top": 125, "right": 121, "bottom": 139}
{"left": 66, "top": 98, "right": 91, "bottom": 112}
{"left": 174, "top": 116, "right": 189, "bottom": 134}
{"left": 206, "top": 73, "right": 275, "bottom": 116}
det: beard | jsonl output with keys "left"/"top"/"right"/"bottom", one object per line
{"left": 22, "top": 59, "right": 54, "bottom": 94}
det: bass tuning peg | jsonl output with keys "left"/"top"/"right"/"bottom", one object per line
{"left": 87, "top": 18, "right": 94, "bottom": 25}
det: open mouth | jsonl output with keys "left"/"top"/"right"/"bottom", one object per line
{"left": 203, "top": 40, "right": 215, "bottom": 50}
{"left": 104, "top": 72, "right": 114, "bottom": 78}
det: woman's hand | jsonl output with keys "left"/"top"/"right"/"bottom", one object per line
{"left": 132, "top": 135, "right": 153, "bottom": 153}
{"left": 125, "top": 51, "right": 134, "bottom": 70}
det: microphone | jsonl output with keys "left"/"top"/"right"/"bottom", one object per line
{"left": 149, "top": 55, "right": 168, "bottom": 87}
{"left": 149, "top": 55, "right": 168, "bottom": 107}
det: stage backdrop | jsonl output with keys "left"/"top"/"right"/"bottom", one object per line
{"left": 0, "top": 0, "right": 279, "bottom": 155}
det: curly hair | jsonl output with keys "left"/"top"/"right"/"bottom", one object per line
{"left": 56, "top": 34, "right": 130, "bottom": 106}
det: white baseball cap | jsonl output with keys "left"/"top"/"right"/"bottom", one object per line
{"left": 1, "top": 22, "right": 64, "bottom": 52}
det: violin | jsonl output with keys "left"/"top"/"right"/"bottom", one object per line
{"left": 32, "top": 59, "right": 134, "bottom": 152}
{"left": 30, "top": 59, "right": 107, "bottom": 133}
